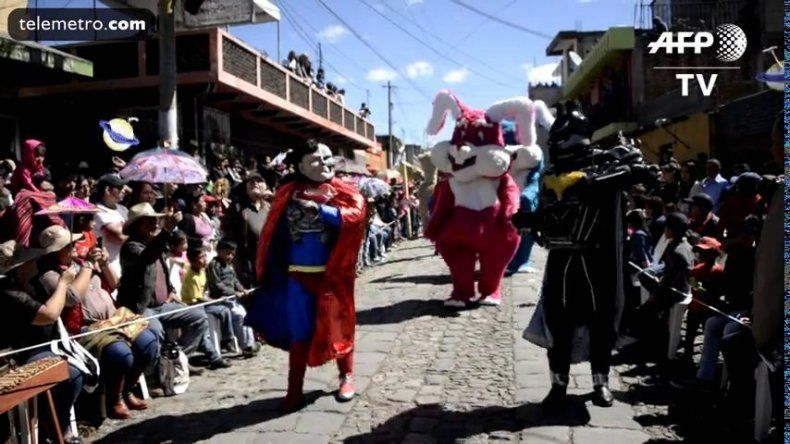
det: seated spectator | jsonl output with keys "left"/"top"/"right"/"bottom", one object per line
{"left": 0, "top": 240, "right": 81, "bottom": 442}
{"left": 683, "top": 236, "right": 724, "bottom": 359}
{"left": 116, "top": 203, "right": 231, "bottom": 370}
{"left": 91, "top": 174, "right": 129, "bottom": 278}
{"left": 337, "top": 89, "right": 345, "bottom": 105}
{"left": 315, "top": 68, "right": 326, "bottom": 89}
{"left": 640, "top": 212, "right": 693, "bottom": 311}
{"left": 182, "top": 246, "right": 236, "bottom": 356}
{"left": 283, "top": 50, "right": 297, "bottom": 72}
{"left": 9, "top": 139, "right": 47, "bottom": 194}
{"left": 685, "top": 193, "right": 719, "bottom": 238}
{"left": 35, "top": 226, "right": 158, "bottom": 420}
{"left": 207, "top": 240, "right": 257, "bottom": 358}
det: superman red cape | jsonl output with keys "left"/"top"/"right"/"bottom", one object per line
{"left": 246, "top": 178, "right": 365, "bottom": 367}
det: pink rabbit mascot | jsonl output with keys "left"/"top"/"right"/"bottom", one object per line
{"left": 424, "top": 89, "right": 542, "bottom": 308}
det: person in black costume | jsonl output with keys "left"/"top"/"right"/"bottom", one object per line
{"left": 513, "top": 102, "right": 658, "bottom": 408}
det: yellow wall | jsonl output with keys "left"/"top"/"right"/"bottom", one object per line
{"left": 638, "top": 113, "right": 710, "bottom": 164}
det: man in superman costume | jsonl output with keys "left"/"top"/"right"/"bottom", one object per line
{"left": 245, "top": 140, "right": 365, "bottom": 412}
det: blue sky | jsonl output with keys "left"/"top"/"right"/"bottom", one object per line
{"left": 30, "top": 0, "right": 637, "bottom": 146}
{"left": 233, "top": 0, "right": 636, "bottom": 145}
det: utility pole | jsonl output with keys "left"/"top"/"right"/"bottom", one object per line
{"left": 385, "top": 81, "right": 394, "bottom": 168}
{"left": 159, "top": 0, "right": 178, "bottom": 147}
{"left": 318, "top": 42, "right": 323, "bottom": 70}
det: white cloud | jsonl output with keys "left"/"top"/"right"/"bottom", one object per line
{"left": 443, "top": 68, "right": 469, "bottom": 84}
{"left": 367, "top": 67, "right": 398, "bottom": 82}
{"left": 521, "top": 63, "right": 561, "bottom": 85}
{"left": 334, "top": 75, "right": 349, "bottom": 85}
{"left": 406, "top": 0, "right": 424, "bottom": 5}
{"left": 579, "top": 0, "right": 597, "bottom": 3}
{"left": 406, "top": 61, "right": 434, "bottom": 79}
{"left": 317, "top": 24, "right": 350, "bottom": 43}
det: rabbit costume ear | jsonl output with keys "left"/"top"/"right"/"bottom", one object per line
{"left": 426, "top": 89, "right": 465, "bottom": 136}
{"left": 486, "top": 97, "right": 542, "bottom": 146}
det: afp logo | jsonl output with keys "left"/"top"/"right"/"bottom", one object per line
{"left": 648, "top": 24, "right": 748, "bottom": 62}
{"left": 648, "top": 24, "right": 748, "bottom": 96}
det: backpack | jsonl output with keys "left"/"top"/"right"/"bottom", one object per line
{"left": 157, "top": 341, "right": 189, "bottom": 396}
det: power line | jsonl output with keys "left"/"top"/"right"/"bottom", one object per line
{"left": 450, "top": 0, "right": 554, "bottom": 40}
{"left": 377, "top": 0, "right": 524, "bottom": 85}
{"left": 314, "top": 0, "right": 432, "bottom": 102}
{"left": 357, "top": 0, "right": 519, "bottom": 90}
{"left": 452, "top": 0, "right": 518, "bottom": 47}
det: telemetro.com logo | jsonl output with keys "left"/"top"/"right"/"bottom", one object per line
{"left": 648, "top": 24, "right": 748, "bottom": 96}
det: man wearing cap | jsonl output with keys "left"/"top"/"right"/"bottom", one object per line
{"left": 221, "top": 173, "right": 271, "bottom": 287}
{"left": 117, "top": 202, "right": 231, "bottom": 370}
{"left": 92, "top": 173, "right": 129, "bottom": 278}
{"left": 650, "top": 212, "right": 694, "bottom": 309}
{"left": 685, "top": 193, "right": 719, "bottom": 238}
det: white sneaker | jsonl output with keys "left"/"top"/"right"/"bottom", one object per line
{"left": 443, "top": 298, "right": 466, "bottom": 308}
{"left": 479, "top": 295, "right": 502, "bottom": 306}
{"left": 337, "top": 374, "right": 355, "bottom": 402}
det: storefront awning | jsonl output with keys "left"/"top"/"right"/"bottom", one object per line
{"left": 0, "top": 33, "right": 93, "bottom": 78}
{"left": 563, "top": 26, "right": 635, "bottom": 100}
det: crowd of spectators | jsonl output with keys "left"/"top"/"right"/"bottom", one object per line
{"left": 0, "top": 139, "right": 420, "bottom": 443}
{"left": 281, "top": 51, "right": 349, "bottom": 107}
{"left": 620, "top": 135, "right": 783, "bottom": 436}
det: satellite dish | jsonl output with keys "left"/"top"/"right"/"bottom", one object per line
{"left": 569, "top": 51, "right": 583, "bottom": 67}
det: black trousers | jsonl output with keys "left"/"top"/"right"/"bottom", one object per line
{"left": 543, "top": 249, "right": 617, "bottom": 379}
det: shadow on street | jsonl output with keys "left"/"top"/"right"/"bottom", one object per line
{"left": 356, "top": 299, "right": 460, "bottom": 325}
{"left": 92, "top": 390, "right": 329, "bottom": 444}
{"left": 342, "top": 397, "right": 592, "bottom": 443}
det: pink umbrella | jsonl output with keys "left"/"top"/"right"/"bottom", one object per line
{"left": 119, "top": 148, "right": 207, "bottom": 184}
{"left": 35, "top": 197, "right": 102, "bottom": 216}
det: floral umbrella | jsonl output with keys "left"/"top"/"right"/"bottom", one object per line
{"left": 119, "top": 148, "right": 207, "bottom": 184}
{"left": 35, "top": 197, "right": 102, "bottom": 216}
{"left": 358, "top": 177, "right": 391, "bottom": 199}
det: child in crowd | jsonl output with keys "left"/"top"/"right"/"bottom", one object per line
{"left": 166, "top": 231, "right": 188, "bottom": 298}
{"left": 207, "top": 240, "right": 258, "bottom": 358}
{"left": 182, "top": 246, "right": 236, "bottom": 353}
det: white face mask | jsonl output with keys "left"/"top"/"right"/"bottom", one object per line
{"left": 298, "top": 144, "right": 335, "bottom": 183}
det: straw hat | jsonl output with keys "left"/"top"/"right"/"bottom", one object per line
{"left": 0, "top": 241, "right": 45, "bottom": 275}
{"left": 39, "top": 225, "right": 84, "bottom": 254}
{"left": 123, "top": 203, "right": 165, "bottom": 235}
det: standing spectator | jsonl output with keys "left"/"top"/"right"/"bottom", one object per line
{"left": 645, "top": 196, "right": 666, "bottom": 248}
{"left": 283, "top": 50, "right": 297, "bottom": 72}
{"left": 685, "top": 193, "right": 719, "bottom": 238}
{"left": 127, "top": 181, "right": 158, "bottom": 207}
{"left": 116, "top": 203, "right": 231, "bottom": 370}
{"left": 678, "top": 161, "right": 699, "bottom": 204}
{"left": 0, "top": 241, "right": 81, "bottom": 441}
{"left": 9, "top": 139, "right": 47, "bottom": 194}
{"left": 625, "top": 209, "right": 653, "bottom": 269}
{"left": 53, "top": 170, "right": 76, "bottom": 200}
{"left": 221, "top": 174, "right": 271, "bottom": 287}
{"left": 655, "top": 163, "right": 681, "bottom": 205}
{"left": 166, "top": 230, "right": 188, "bottom": 298}
{"left": 315, "top": 68, "right": 326, "bottom": 89}
{"left": 359, "top": 103, "right": 371, "bottom": 119}
{"left": 689, "top": 159, "right": 729, "bottom": 212}
{"left": 683, "top": 236, "right": 724, "bottom": 359}
{"left": 206, "top": 240, "right": 257, "bottom": 357}
{"left": 74, "top": 175, "right": 92, "bottom": 202}
{"left": 91, "top": 173, "right": 129, "bottom": 278}
{"left": 716, "top": 172, "right": 764, "bottom": 239}
{"left": 337, "top": 89, "right": 346, "bottom": 105}
{"left": 178, "top": 193, "right": 216, "bottom": 256}
{"left": 212, "top": 178, "right": 233, "bottom": 217}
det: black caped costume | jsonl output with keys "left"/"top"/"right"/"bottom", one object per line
{"left": 513, "top": 103, "right": 658, "bottom": 406}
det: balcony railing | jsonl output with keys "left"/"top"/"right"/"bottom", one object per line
{"left": 636, "top": 0, "right": 748, "bottom": 31}
{"left": 216, "top": 29, "right": 374, "bottom": 142}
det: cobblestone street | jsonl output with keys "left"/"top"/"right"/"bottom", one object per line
{"left": 87, "top": 239, "right": 682, "bottom": 444}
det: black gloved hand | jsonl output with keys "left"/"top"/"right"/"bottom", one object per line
{"left": 511, "top": 211, "right": 537, "bottom": 230}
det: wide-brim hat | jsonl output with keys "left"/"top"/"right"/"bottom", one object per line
{"left": 123, "top": 202, "right": 165, "bottom": 235}
{"left": 0, "top": 241, "right": 45, "bottom": 275}
{"left": 39, "top": 225, "right": 84, "bottom": 254}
